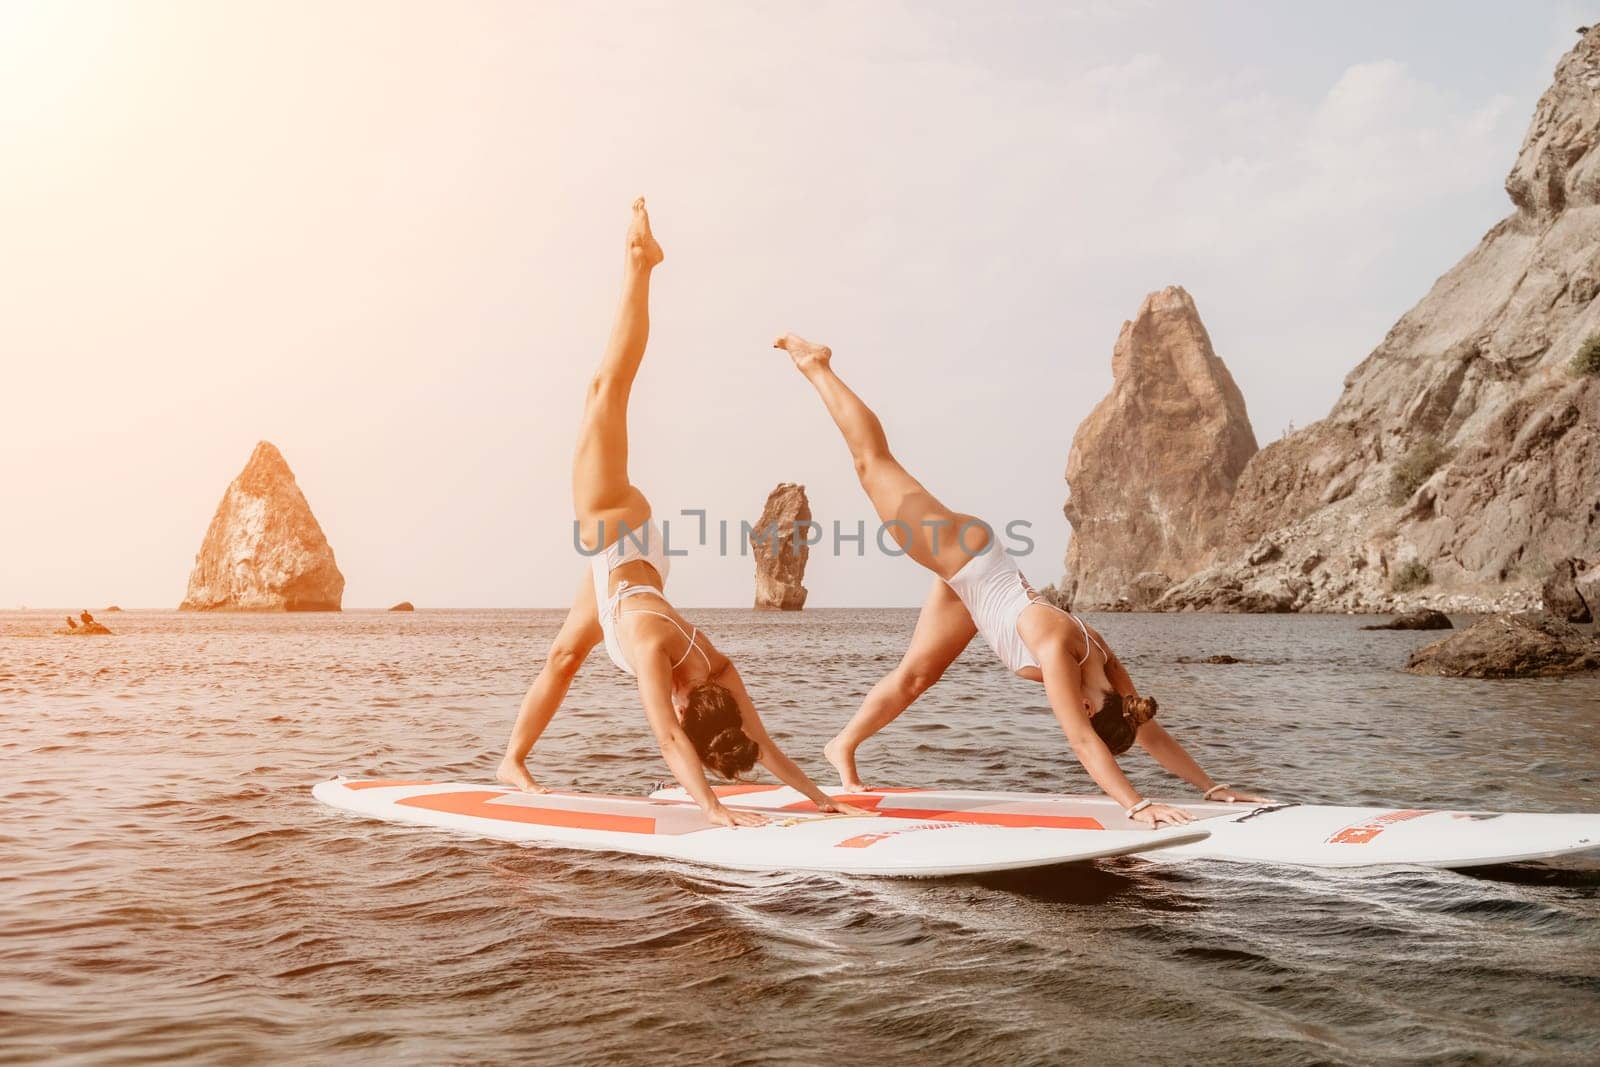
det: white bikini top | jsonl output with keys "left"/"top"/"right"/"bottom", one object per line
{"left": 588, "top": 520, "right": 708, "bottom": 677}
{"left": 1067, "top": 609, "right": 1110, "bottom": 667}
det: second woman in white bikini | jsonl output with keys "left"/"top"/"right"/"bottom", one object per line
{"left": 496, "top": 201, "right": 864, "bottom": 828}
{"left": 774, "top": 332, "right": 1265, "bottom": 828}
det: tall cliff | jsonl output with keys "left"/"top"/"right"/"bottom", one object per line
{"left": 180, "top": 442, "right": 345, "bottom": 612}
{"left": 1161, "top": 27, "right": 1600, "bottom": 613}
{"left": 1064, "top": 287, "right": 1258, "bottom": 608}
{"left": 752, "top": 483, "right": 811, "bottom": 610}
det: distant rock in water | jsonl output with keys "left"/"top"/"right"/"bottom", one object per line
{"left": 388, "top": 601, "right": 415, "bottom": 612}
{"left": 1361, "top": 609, "right": 1454, "bottom": 631}
{"left": 180, "top": 441, "right": 345, "bottom": 612}
{"left": 752, "top": 483, "right": 811, "bottom": 610}
{"left": 1405, "top": 613, "right": 1600, "bottom": 678}
{"left": 1063, "top": 286, "right": 1258, "bottom": 609}
{"left": 103, "top": 605, "right": 123, "bottom": 613}
{"left": 1541, "top": 558, "right": 1596, "bottom": 623}
{"left": 59, "top": 621, "right": 112, "bottom": 635}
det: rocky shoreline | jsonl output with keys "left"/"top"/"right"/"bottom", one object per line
{"left": 1060, "top": 27, "right": 1600, "bottom": 618}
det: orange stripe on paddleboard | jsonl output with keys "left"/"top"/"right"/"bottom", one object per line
{"left": 712, "top": 784, "right": 785, "bottom": 797}
{"left": 784, "top": 795, "right": 1104, "bottom": 830}
{"left": 346, "top": 779, "right": 437, "bottom": 790}
{"left": 396, "top": 791, "right": 659, "bottom": 834}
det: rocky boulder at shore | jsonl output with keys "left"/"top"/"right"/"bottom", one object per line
{"left": 1361, "top": 609, "right": 1454, "bottom": 631}
{"left": 1405, "top": 612, "right": 1600, "bottom": 678}
{"left": 180, "top": 442, "right": 345, "bottom": 612}
{"left": 1153, "top": 28, "right": 1600, "bottom": 615}
{"left": 1064, "top": 287, "right": 1258, "bottom": 609}
{"left": 752, "top": 483, "right": 812, "bottom": 610}
{"left": 1541, "top": 558, "right": 1597, "bottom": 623}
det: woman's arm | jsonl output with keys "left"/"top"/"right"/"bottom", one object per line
{"left": 1135, "top": 721, "right": 1216, "bottom": 792}
{"left": 1107, "top": 648, "right": 1268, "bottom": 804}
{"left": 712, "top": 662, "right": 872, "bottom": 815}
{"left": 634, "top": 648, "right": 767, "bottom": 827}
{"left": 1036, "top": 641, "right": 1194, "bottom": 827}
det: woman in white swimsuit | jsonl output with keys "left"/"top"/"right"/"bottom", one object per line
{"left": 774, "top": 333, "right": 1265, "bottom": 828}
{"left": 495, "top": 201, "right": 864, "bottom": 828}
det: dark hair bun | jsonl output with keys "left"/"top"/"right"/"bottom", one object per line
{"left": 681, "top": 681, "right": 761, "bottom": 779}
{"left": 1125, "top": 695, "right": 1159, "bottom": 727}
{"left": 1090, "top": 691, "right": 1158, "bottom": 756}
{"left": 706, "top": 727, "right": 760, "bottom": 777}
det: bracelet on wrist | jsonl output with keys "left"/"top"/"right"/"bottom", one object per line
{"left": 1201, "top": 783, "right": 1231, "bottom": 801}
{"left": 1125, "top": 798, "right": 1153, "bottom": 819}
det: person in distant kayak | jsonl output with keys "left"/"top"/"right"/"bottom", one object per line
{"left": 497, "top": 200, "right": 868, "bottom": 829}
{"left": 774, "top": 333, "right": 1266, "bottom": 828}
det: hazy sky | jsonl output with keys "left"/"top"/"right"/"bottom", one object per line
{"left": 0, "top": 1, "right": 1587, "bottom": 609}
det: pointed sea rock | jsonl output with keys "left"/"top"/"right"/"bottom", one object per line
{"left": 1063, "top": 286, "right": 1258, "bottom": 609}
{"left": 180, "top": 442, "right": 345, "bottom": 611}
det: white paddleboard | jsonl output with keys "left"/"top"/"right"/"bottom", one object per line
{"left": 313, "top": 777, "right": 1209, "bottom": 878}
{"left": 646, "top": 784, "right": 1600, "bottom": 870}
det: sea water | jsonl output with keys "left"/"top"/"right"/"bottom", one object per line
{"left": 2, "top": 609, "right": 1597, "bottom": 1063}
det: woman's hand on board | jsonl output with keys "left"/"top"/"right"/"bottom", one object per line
{"left": 706, "top": 804, "right": 769, "bottom": 829}
{"left": 817, "top": 799, "right": 878, "bottom": 817}
{"left": 1207, "top": 786, "right": 1271, "bottom": 804}
{"left": 1132, "top": 802, "right": 1195, "bottom": 828}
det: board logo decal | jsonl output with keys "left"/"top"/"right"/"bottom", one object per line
{"left": 835, "top": 821, "right": 960, "bottom": 849}
{"left": 1327, "top": 809, "right": 1432, "bottom": 845}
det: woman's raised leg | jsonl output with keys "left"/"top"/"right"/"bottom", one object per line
{"left": 572, "top": 198, "right": 665, "bottom": 552}
{"left": 776, "top": 333, "right": 987, "bottom": 579}
{"left": 824, "top": 576, "right": 977, "bottom": 790}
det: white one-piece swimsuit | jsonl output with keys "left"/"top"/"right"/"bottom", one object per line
{"left": 943, "top": 540, "right": 1106, "bottom": 674}
{"left": 589, "top": 519, "right": 708, "bottom": 676}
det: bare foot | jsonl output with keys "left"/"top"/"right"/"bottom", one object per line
{"left": 495, "top": 755, "right": 550, "bottom": 794}
{"left": 627, "top": 197, "right": 664, "bottom": 269}
{"left": 773, "top": 333, "right": 832, "bottom": 374}
{"left": 823, "top": 736, "right": 868, "bottom": 793}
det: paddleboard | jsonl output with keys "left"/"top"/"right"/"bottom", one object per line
{"left": 312, "top": 777, "right": 1209, "bottom": 878}
{"left": 646, "top": 784, "right": 1600, "bottom": 870}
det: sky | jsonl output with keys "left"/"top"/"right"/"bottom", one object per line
{"left": 0, "top": 1, "right": 1589, "bottom": 609}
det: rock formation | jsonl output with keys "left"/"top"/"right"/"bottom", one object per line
{"left": 1063, "top": 287, "right": 1258, "bottom": 609}
{"left": 1405, "top": 613, "right": 1600, "bottom": 678}
{"left": 752, "top": 483, "right": 811, "bottom": 610}
{"left": 388, "top": 601, "right": 415, "bottom": 612}
{"left": 1541, "top": 557, "right": 1597, "bottom": 622}
{"left": 1156, "top": 28, "right": 1600, "bottom": 613}
{"left": 59, "top": 620, "right": 112, "bottom": 636}
{"left": 1360, "top": 609, "right": 1453, "bottom": 631}
{"left": 180, "top": 442, "right": 345, "bottom": 612}
{"left": 1154, "top": 570, "right": 1298, "bottom": 613}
